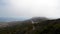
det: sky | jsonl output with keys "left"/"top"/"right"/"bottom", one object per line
{"left": 0, "top": 0, "right": 60, "bottom": 19}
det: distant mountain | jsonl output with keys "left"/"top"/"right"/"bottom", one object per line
{"left": 0, "top": 17, "right": 29, "bottom": 22}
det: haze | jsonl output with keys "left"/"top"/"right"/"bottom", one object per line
{"left": 0, "top": 0, "right": 60, "bottom": 19}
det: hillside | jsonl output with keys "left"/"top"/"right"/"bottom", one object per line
{"left": 0, "top": 17, "right": 60, "bottom": 34}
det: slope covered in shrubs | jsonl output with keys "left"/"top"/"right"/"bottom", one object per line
{"left": 0, "top": 18, "right": 60, "bottom": 34}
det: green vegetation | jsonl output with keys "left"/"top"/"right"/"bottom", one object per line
{"left": 0, "top": 19, "right": 60, "bottom": 34}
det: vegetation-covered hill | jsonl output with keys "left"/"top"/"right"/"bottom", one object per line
{"left": 0, "top": 17, "right": 60, "bottom": 34}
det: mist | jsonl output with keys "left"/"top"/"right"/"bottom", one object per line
{"left": 0, "top": 0, "right": 60, "bottom": 19}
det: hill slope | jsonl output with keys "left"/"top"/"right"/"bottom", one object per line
{"left": 0, "top": 18, "right": 60, "bottom": 34}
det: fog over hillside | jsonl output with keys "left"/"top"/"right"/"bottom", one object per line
{"left": 0, "top": 0, "right": 60, "bottom": 34}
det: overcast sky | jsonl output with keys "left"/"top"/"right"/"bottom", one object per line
{"left": 0, "top": 0, "right": 60, "bottom": 19}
